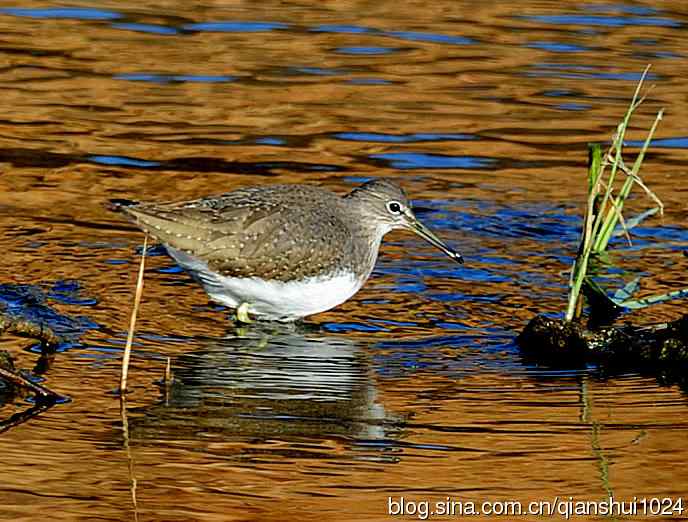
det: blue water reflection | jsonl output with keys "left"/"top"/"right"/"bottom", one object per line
{"left": 111, "top": 22, "right": 178, "bottom": 35}
{"left": 89, "top": 155, "right": 160, "bottom": 168}
{"left": 0, "top": 282, "right": 98, "bottom": 346}
{"left": 115, "top": 73, "right": 235, "bottom": 83}
{"left": 527, "top": 41, "right": 592, "bottom": 53}
{"left": 311, "top": 24, "right": 374, "bottom": 34}
{"left": 371, "top": 153, "right": 495, "bottom": 169}
{"left": 520, "top": 14, "right": 680, "bottom": 28}
{"left": 183, "top": 21, "right": 289, "bottom": 32}
{"left": 0, "top": 7, "right": 121, "bottom": 20}
{"left": 311, "top": 24, "right": 474, "bottom": 46}
{"left": 336, "top": 46, "right": 397, "bottom": 55}
{"left": 626, "top": 137, "right": 688, "bottom": 149}
{"left": 385, "top": 31, "right": 474, "bottom": 45}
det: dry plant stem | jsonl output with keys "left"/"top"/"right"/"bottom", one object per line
{"left": 0, "top": 366, "right": 66, "bottom": 402}
{"left": 164, "top": 357, "right": 172, "bottom": 406}
{"left": 120, "top": 235, "right": 147, "bottom": 394}
{"left": 608, "top": 152, "right": 664, "bottom": 214}
{"left": 165, "top": 357, "right": 171, "bottom": 383}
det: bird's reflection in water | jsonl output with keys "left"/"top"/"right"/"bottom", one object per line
{"left": 128, "top": 323, "right": 397, "bottom": 445}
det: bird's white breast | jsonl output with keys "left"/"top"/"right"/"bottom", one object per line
{"left": 166, "top": 247, "right": 364, "bottom": 321}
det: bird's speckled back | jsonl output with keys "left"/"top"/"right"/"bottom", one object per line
{"left": 121, "top": 182, "right": 393, "bottom": 282}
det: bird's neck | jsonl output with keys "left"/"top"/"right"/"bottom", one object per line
{"left": 347, "top": 223, "right": 389, "bottom": 284}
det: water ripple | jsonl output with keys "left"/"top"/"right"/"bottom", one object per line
{"left": 336, "top": 46, "right": 398, "bottom": 55}
{"left": 111, "top": 22, "right": 179, "bottom": 35}
{"left": 0, "top": 7, "right": 122, "bottom": 20}
{"left": 385, "top": 31, "right": 474, "bottom": 45}
{"left": 114, "top": 73, "right": 236, "bottom": 83}
{"left": 183, "top": 21, "right": 290, "bottom": 33}
{"left": 520, "top": 14, "right": 681, "bottom": 28}
{"left": 370, "top": 153, "right": 496, "bottom": 169}
{"left": 335, "top": 132, "right": 475, "bottom": 143}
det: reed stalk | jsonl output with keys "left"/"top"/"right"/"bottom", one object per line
{"left": 120, "top": 235, "right": 147, "bottom": 393}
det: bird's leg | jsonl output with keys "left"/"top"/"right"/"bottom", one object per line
{"left": 236, "top": 302, "right": 253, "bottom": 324}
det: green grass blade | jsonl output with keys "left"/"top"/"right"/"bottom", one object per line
{"left": 565, "top": 143, "right": 603, "bottom": 322}
{"left": 593, "top": 107, "right": 664, "bottom": 253}
{"left": 588, "top": 142, "right": 603, "bottom": 192}
{"left": 621, "top": 288, "right": 688, "bottom": 309}
{"left": 612, "top": 277, "right": 641, "bottom": 302}
{"left": 589, "top": 65, "right": 651, "bottom": 255}
{"left": 564, "top": 65, "right": 665, "bottom": 323}
{"left": 630, "top": 109, "right": 664, "bottom": 177}
{"left": 611, "top": 208, "right": 659, "bottom": 236}
{"left": 583, "top": 277, "right": 688, "bottom": 311}
{"left": 593, "top": 176, "right": 634, "bottom": 252}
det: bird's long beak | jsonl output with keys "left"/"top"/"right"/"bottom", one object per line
{"left": 406, "top": 215, "right": 464, "bottom": 264}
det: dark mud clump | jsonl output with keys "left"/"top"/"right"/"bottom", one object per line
{"left": 518, "top": 314, "right": 688, "bottom": 368}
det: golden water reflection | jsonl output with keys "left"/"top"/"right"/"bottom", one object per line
{"left": 0, "top": 0, "right": 688, "bottom": 520}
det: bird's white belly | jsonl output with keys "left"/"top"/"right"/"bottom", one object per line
{"left": 166, "top": 247, "right": 363, "bottom": 321}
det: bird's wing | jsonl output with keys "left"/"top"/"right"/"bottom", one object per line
{"left": 121, "top": 191, "right": 355, "bottom": 281}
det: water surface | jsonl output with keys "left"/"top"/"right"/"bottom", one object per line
{"left": 1, "top": 1, "right": 688, "bottom": 520}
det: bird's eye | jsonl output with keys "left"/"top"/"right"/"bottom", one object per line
{"left": 387, "top": 201, "right": 403, "bottom": 214}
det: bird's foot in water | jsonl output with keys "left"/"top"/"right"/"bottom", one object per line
{"left": 235, "top": 302, "right": 254, "bottom": 324}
